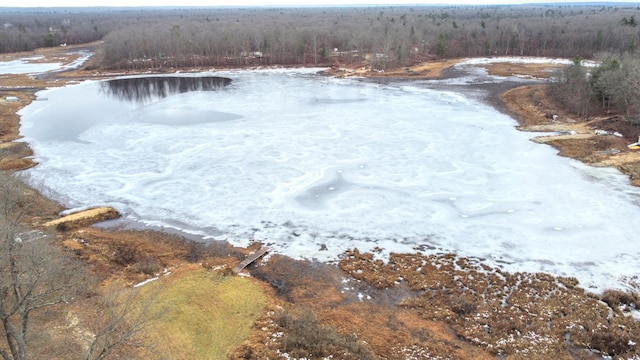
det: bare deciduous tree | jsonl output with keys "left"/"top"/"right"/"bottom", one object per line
{"left": 0, "top": 172, "right": 86, "bottom": 360}
{"left": 82, "top": 282, "right": 164, "bottom": 360}
{"left": 549, "top": 56, "right": 594, "bottom": 120}
{"left": 592, "top": 54, "right": 640, "bottom": 123}
{"left": 0, "top": 172, "right": 164, "bottom": 360}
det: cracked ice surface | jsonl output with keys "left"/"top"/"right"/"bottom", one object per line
{"left": 18, "top": 68, "right": 640, "bottom": 292}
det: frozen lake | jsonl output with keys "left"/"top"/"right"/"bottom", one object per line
{"left": 18, "top": 64, "right": 640, "bottom": 292}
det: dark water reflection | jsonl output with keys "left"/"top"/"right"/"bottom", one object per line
{"left": 101, "top": 76, "right": 232, "bottom": 103}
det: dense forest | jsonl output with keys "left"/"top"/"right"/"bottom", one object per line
{"left": 1, "top": 4, "right": 640, "bottom": 70}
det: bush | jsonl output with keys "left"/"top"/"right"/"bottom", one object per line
{"left": 601, "top": 289, "right": 639, "bottom": 311}
{"left": 113, "top": 246, "right": 137, "bottom": 266}
{"left": 135, "top": 255, "right": 162, "bottom": 276}
{"left": 250, "top": 255, "right": 314, "bottom": 300}
{"left": 184, "top": 240, "right": 244, "bottom": 262}
{"left": 590, "top": 330, "right": 633, "bottom": 356}
{"left": 275, "top": 308, "right": 374, "bottom": 360}
{"left": 113, "top": 246, "right": 163, "bottom": 276}
{"left": 451, "top": 295, "right": 477, "bottom": 316}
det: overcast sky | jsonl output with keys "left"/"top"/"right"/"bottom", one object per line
{"left": 0, "top": 0, "right": 633, "bottom": 8}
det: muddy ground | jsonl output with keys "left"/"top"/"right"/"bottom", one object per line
{"left": 2, "top": 45, "right": 640, "bottom": 359}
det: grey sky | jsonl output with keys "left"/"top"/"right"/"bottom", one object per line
{"left": 2, "top": 0, "right": 633, "bottom": 7}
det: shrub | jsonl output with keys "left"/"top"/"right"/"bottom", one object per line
{"left": 250, "top": 255, "right": 317, "bottom": 300}
{"left": 275, "top": 308, "right": 374, "bottom": 360}
{"left": 135, "top": 255, "right": 162, "bottom": 276}
{"left": 601, "top": 289, "right": 639, "bottom": 311}
{"left": 450, "top": 295, "right": 477, "bottom": 316}
{"left": 113, "top": 246, "right": 137, "bottom": 266}
{"left": 590, "top": 330, "right": 633, "bottom": 356}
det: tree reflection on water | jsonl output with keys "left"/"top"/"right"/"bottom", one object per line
{"left": 100, "top": 76, "right": 232, "bottom": 103}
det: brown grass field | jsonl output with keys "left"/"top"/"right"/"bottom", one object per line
{"left": 2, "top": 44, "right": 640, "bottom": 359}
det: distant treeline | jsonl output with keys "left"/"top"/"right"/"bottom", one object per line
{"left": 1, "top": 5, "right": 640, "bottom": 69}
{"left": 0, "top": 7, "right": 115, "bottom": 51}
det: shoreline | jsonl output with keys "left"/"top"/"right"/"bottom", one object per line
{"left": 4, "top": 47, "right": 640, "bottom": 267}
{"left": 4, "top": 45, "right": 640, "bottom": 359}
{"left": 3, "top": 48, "right": 639, "bottom": 229}
{"left": 12, "top": 56, "right": 640, "bottom": 289}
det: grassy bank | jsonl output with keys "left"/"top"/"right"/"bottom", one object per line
{"left": 141, "top": 267, "right": 268, "bottom": 359}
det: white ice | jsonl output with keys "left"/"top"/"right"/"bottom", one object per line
{"left": 0, "top": 56, "right": 62, "bottom": 75}
{"left": 457, "top": 56, "right": 598, "bottom": 67}
{"left": 18, "top": 66, "right": 640, "bottom": 293}
{"left": 0, "top": 51, "right": 92, "bottom": 75}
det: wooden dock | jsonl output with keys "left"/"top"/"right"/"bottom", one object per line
{"left": 232, "top": 246, "right": 270, "bottom": 275}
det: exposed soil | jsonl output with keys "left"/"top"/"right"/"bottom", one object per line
{"left": 2, "top": 45, "right": 640, "bottom": 359}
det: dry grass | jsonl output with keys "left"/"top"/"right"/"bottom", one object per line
{"left": 618, "top": 161, "right": 640, "bottom": 186}
{"left": 60, "top": 227, "right": 194, "bottom": 284}
{"left": 329, "top": 58, "right": 460, "bottom": 79}
{"left": 0, "top": 92, "right": 35, "bottom": 139}
{"left": 500, "top": 84, "right": 576, "bottom": 127}
{"left": 501, "top": 84, "right": 640, "bottom": 184}
{"left": 484, "top": 62, "right": 563, "bottom": 78}
{"left": 0, "top": 92, "right": 39, "bottom": 170}
{"left": 42, "top": 265, "right": 267, "bottom": 360}
{"left": 333, "top": 58, "right": 563, "bottom": 80}
{"left": 58, "top": 225, "right": 253, "bottom": 285}
{"left": 232, "top": 254, "right": 497, "bottom": 359}
{"left": 373, "top": 59, "right": 461, "bottom": 78}
{"left": 339, "top": 249, "right": 640, "bottom": 359}
{"left": 0, "top": 141, "right": 35, "bottom": 170}
{"left": 140, "top": 267, "right": 267, "bottom": 360}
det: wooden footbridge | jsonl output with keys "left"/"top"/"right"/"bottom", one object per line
{"left": 232, "top": 246, "right": 270, "bottom": 275}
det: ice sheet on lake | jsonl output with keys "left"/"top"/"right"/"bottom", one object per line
{"left": 18, "top": 67, "right": 640, "bottom": 293}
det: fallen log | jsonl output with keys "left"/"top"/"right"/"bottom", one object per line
{"left": 44, "top": 206, "right": 120, "bottom": 230}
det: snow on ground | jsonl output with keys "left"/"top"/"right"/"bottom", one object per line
{"left": 457, "top": 56, "right": 597, "bottom": 67}
{"left": 17, "top": 60, "right": 640, "bottom": 293}
{"left": 0, "top": 56, "right": 63, "bottom": 74}
{"left": 0, "top": 50, "right": 92, "bottom": 75}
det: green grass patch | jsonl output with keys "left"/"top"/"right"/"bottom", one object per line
{"left": 145, "top": 269, "right": 267, "bottom": 359}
